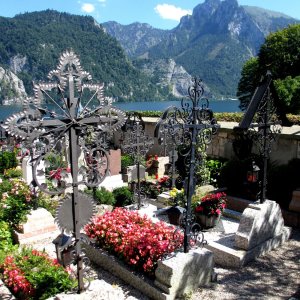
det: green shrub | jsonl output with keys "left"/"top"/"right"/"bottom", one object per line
{"left": 3, "top": 167, "right": 22, "bottom": 179}
{"left": 206, "top": 158, "right": 227, "bottom": 186}
{"left": 0, "top": 221, "right": 15, "bottom": 252}
{"left": 121, "top": 154, "right": 135, "bottom": 170}
{"left": 0, "top": 178, "right": 34, "bottom": 228}
{"left": 0, "top": 151, "right": 18, "bottom": 173}
{"left": 84, "top": 187, "right": 116, "bottom": 206}
{"left": 36, "top": 192, "right": 59, "bottom": 217}
{"left": 113, "top": 186, "right": 134, "bottom": 207}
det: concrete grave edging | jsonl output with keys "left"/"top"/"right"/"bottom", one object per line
{"left": 84, "top": 243, "right": 214, "bottom": 300}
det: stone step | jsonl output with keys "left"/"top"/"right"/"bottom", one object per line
{"left": 223, "top": 208, "right": 242, "bottom": 220}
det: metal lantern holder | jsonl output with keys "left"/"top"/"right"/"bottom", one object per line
{"left": 155, "top": 77, "right": 219, "bottom": 252}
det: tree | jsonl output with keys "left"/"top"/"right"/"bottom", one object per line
{"left": 237, "top": 57, "right": 260, "bottom": 111}
{"left": 237, "top": 24, "right": 300, "bottom": 122}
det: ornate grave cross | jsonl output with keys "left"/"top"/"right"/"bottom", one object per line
{"left": 121, "top": 112, "right": 153, "bottom": 209}
{"left": 156, "top": 78, "right": 219, "bottom": 252}
{"left": 155, "top": 107, "right": 185, "bottom": 188}
{"left": 3, "top": 50, "right": 126, "bottom": 292}
{"left": 235, "top": 71, "right": 281, "bottom": 203}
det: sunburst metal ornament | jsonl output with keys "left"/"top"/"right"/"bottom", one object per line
{"left": 55, "top": 193, "right": 97, "bottom": 233}
{"left": 2, "top": 50, "right": 126, "bottom": 292}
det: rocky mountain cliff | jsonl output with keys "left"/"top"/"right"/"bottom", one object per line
{"left": 104, "top": 0, "right": 299, "bottom": 97}
{"left": 102, "top": 21, "right": 168, "bottom": 58}
{"left": 0, "top": 67, "right": 27, "bottom": 104}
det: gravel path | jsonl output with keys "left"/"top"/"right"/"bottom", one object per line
{"left": 192, "top": 228, "right": 300, "bottom": 300}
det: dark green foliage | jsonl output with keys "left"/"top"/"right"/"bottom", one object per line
{"left": 0, "top": 10, "right": 171, "bottom": 102}
{"left": 0, "top": 151, "right": 18, "bottom": 173}
{"left": 238, "top": 24, "right": 300, "bottom": 122}
{"left": 206, "top": 158, "right": 227, "bottom": 187}
{"left": 85, "top": 187, "right": 116, "bottom": 206}
{"left": 219, "top": 159, "right": 247, "bottom": 196}
{"left": 112, "top": 186, "right": 133, "bottom": 207}
{"left": 121, "top": 154, "right": 135, "bottom": 169}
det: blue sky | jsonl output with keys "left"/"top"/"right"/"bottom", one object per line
{"left": 0, "top": 0, "right": 299, "bottom": 29}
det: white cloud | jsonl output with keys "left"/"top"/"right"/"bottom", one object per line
{"left": 154, "top": 4, "right": 192, "bottom": 21}
{"left": 98, "top": 0, "right": 106, "bottom": 2}
{"left": 81, "top": 3, "right": 95, "bottom": 13}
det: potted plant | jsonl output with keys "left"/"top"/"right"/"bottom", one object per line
{"left": 167, "top": 188, "right": 186, "bottom": 225}
{"left": 193, "top": 192, "right": 227, "bottom": 228}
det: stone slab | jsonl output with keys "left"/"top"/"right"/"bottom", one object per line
{"left": 157, "top": 191, "right": 172, "bottom": 205}
{"left": 235, "top": 200, "right": 284, "bottom": 250}
{"left": 206, "top": 226, "right": 292, "bottom": 268}
{"left": 0, "top": 279, "right": 16, "bottom": 300}
{"left": 226, "top": 196, "right": 253, "bottom": 213}
{"left": 99, "top": 174, "right": 126, "bottom": 191}
{"left": 154, "top": 248, "right": 214, "bottom": 297}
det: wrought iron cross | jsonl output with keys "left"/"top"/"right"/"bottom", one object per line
{"left": 156, "top": 77, "right": 219, "bottom": 252}
{"left": 3, "top": 50, "right": 126, "bottom": 292}
{"left": 121, "top": 112, "right": 153, "bottom": 209}
{"left": 236, "top": 71, "right": 281, "bottom": 203}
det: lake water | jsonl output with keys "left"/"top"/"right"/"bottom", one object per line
{"left": 0, "top": 100, "right": 240, "bottom": 121}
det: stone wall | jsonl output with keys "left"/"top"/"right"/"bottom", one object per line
{"left": 140, "top": 119, "right": 300, "bottom": 165}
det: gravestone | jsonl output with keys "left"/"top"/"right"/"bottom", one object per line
{"left": 13, "top": 208, "right": 59, "bottom": 245}
{"left": 235, "top": 200, "right": 285, "bottom": 250}
{"left": 22, "top": 157, "right": 45, "bottom": 186}
{"left": 122, "top": 165, "right": 146, "bottom": 182}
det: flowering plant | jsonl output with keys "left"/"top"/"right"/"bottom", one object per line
{"left": 169, "top": 187, "right": 185, "bottom": 207}
{"left": 85, "top": 208, "right": 183, "bottom": 275}
{"left": 194, "top": 192, "right": 226, "bottom": 217}
{"left": 0, "top": 178, "right": 34, "bottom": 228}
{"left": 0, "top": 248, "right": 75, "bottom": 299}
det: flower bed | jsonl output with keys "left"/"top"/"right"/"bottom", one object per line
{"left": 0, "top": 248, "right": 75, "bottom": 300}
{"left": 85, "top": 208, "right": 183, "bottom": 275}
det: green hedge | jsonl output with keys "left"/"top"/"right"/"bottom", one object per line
{"left": 134, "top": 111, "right": 300, "bottom": 125}
{"left": 0, "top": 151, "right": 18, "bottom": 173}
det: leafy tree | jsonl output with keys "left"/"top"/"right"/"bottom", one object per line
{"left": 237, "top": 57, "right": 260, "bottom": 111}
{"left": 237, "top": 24, "right": 300, "bottom": 121}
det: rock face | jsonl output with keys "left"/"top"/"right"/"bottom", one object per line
{"left": 0, "top": 67, "right": 27, "bottom": 103}
{"left": 136, "top": 58, "right": 197, "bottom": 98}
{"left": 9, "top": 54, "right": 28, "bottom": 74}
{"left": 102, "top": 21, "right": 168, "bottom": 58}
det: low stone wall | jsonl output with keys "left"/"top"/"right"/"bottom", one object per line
{"left": 127, "top": 119, "right": 300, "bottom": 165}
{"left": 84, "top": 243, "right": 214, "bottom": 300}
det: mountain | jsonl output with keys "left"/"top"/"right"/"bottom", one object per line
{"left": 0, "top": 10, "right": 172, "bottom": 103}
{"left": 102, "top": 21, "right": 168, "bottom": 58}
{"left": 103, "top": 0, "right": 299, "bottom": 97}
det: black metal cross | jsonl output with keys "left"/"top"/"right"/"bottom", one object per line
{"left": 156, "top": 78, "right": 219, "bottom": 252}
{"left": 3, "top": 50, "right": 126, "bottom": 292}
{"left": 121, "top": 112, "right": 153, "bottom": 209}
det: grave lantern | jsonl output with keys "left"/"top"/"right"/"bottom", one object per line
{"left": 52, "top": 233, "right": 75, "bottom": 267}
{"left": 247, "top": 161, "right": 260, "bottom": 183}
